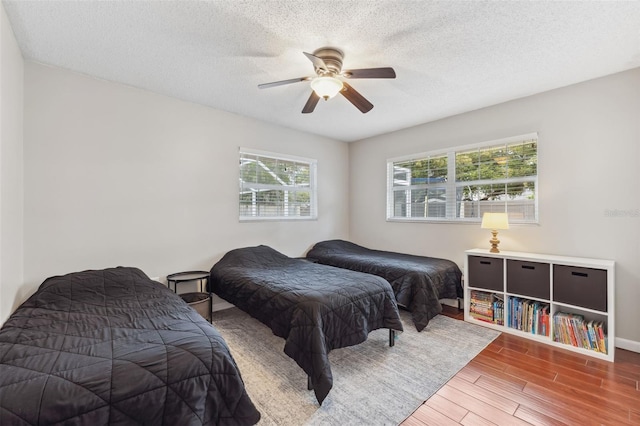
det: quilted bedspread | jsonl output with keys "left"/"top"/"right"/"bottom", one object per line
{"left": 209, "top": 245, "right": 403, "bottom": 405}
{"left": 306, "top": 240, "right": 463, "bottom": 331}
{"left": 0, "top": 267, "right": 260, "bottom": 426}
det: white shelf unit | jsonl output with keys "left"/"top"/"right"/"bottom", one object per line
{"left": 464, "top": 248, "right": 615, "bottom": 362}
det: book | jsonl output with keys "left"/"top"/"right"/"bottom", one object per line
{"left": 470, "top": 290, "right": 508, "bottom": 326}
{"left": 586, "top": 321, "right": 598, "bottom": 351}
{"left": 553, "top": 312, "right": 606, "bottom": 354}
{"left": 596, "top": 321, "right": 607, "bottom": 354}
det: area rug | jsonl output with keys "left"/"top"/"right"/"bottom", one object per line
{"left": 213, "top": 308, "right": 500, "bottom": 425}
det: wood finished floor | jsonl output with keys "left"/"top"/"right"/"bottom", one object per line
{"left": 401, "top": 305, "right": 640, "bottom": 426}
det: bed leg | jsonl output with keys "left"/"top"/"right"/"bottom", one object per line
{"left": 307, "top": 376, "right": 313, "bottom": 390}
{"left": 389, "top": 329, "right": 395, "bottom": 347}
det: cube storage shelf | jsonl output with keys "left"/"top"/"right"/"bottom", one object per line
{"left": 464, "top": 248, "right": 615, "bottom": 362}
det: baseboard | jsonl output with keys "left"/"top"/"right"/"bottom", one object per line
{"left": 212, "top": 300, "right": 234, "bottom": 312}
{"left": 441, "top": 298, "right": 462, "bottom": 309}
{"left": 615, "top": 337, "right": 640, "bottom": 353}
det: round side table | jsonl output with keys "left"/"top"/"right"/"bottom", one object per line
{"left": 166, "top": 270, "right": 210, "bottom": 294}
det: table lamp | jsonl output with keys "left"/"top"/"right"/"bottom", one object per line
{"left": 481, "top": 212, "right": 509, "bottom": 253}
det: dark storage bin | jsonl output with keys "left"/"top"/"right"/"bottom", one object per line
{"left": 181, "top": 292, "right": 212, "bottom": 322}
{"left": 553, "top": 265, "right": 607, "bottom": 312}
{"left": 468, "top": 256, "right": 503, "bottom": 291}
{"left": 507, "top": 260, "right": 550, "bottom": 300}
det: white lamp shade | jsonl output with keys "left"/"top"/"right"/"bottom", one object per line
{"left": 310, "top": 76, "right": 343, "bottom": 99}
{"left": 481, "top": 212, "right": 509, "bottom": 230}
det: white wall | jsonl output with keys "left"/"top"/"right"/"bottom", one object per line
{"left": 10, "top": 38, "right": 640, "bottom": 349}
{"left": 349, "top": 68, "right": 640, "bottom": 347}
{"left": 0, "top": 4, "right": 24, "bottom": 324}
{"left": 23, "top": 62, "right": 349, "bottom": 305}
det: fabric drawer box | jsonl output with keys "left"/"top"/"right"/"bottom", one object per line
{"left": 181, "top": 292, "right": 212, "bottom": 322}
{"left": 553, "top": 265, "right": 607, "bottom": 312}
{"left": 468, "top": 256, "right": 503, "bottom": 291}
{"left": 507, "top": 260, "right": 550, "bottom": 300}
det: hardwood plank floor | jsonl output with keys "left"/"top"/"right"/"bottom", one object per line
{"left": 401, "top": 305, "right": 640, "bottom": 425}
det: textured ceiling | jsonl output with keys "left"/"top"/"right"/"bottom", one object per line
{"left": 4, "top": 1, "right": 640, "bottom": 142}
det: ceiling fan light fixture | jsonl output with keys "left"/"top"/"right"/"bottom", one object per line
{"left": 258, "top": 48, "right": 395, "bottom": 113}
{"left": 310, "top": 76, "right": 343, "bottom": 100}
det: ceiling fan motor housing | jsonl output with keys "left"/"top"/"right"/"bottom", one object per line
{"left": 258, "top": 46, "right": 394, "bottom": 114}
{"left": 313, "top": 47, "right": 344, "bottom": 75}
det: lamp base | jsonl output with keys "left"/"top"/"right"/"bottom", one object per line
{"left": 489, "top": 230, "right": 501, "bottom": 253}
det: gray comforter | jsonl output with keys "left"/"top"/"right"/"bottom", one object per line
{"left": 209, "top": 245, "right": 403, "bottom": 405}
{"left": 0, "top": 267, "right": 260, "bottom": 425}
{"left": 307, "top": 239, "right": 463, "bottom": 331}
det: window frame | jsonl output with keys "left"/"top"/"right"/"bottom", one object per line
{"left": 239, "top": 147, "right": 318, "bottom": 222}
{"left": 386, "top": 133, "right": 538, "bottom": 224}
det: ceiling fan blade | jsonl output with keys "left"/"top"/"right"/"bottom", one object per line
{"left": 302, "top": 91, "right": 320, "bottom": 114}
{"left": 340, "top": 82, "right": 373, "bottom": 113}
{"left": 342, "top": 67, "right": 396, "bottom": 79}
{"left": 303, "top": 52, "right": 328, "bottom": 73}
{"left": 258, "top": 77, "right": 310, "bottom": 89}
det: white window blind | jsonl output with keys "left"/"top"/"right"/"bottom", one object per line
{"left": 239, "top": 148, "right": 317, "bottom": 220}
{"left": 387, "top": 133, "right": 538, "bottom": 223}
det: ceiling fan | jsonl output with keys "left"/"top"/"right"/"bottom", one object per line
{"left": 258, "top": 47, "right": 396, "bottom": 114}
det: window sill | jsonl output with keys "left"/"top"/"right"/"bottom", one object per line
{"left": 240, "top": 217, "right": 318, "bottom": 222}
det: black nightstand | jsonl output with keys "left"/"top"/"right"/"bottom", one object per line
{"left": 167, "top": 271, "right": 210, "bottom": 293}
{"left": 167, "top": 271, "right": 212, "bottom": 323}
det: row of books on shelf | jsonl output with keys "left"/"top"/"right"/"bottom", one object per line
{"left": 469, "top": 290, "right": 503, "bottom": 325}
{"left": 468, "top": 290, "right": 609, "bottom": 355}
{"left": 553, "top": 312, "right": 607, "bottom": 354}
{"left": 507, "top": 297, "right": 550, "bottom": 337}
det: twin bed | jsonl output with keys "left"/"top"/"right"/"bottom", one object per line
{"left": 209, "top": 245, "right": 403, "bottom": 405}
{"left": 0, "top": 267, "right": 260, "bottom": 425}
{"left": 0, "top": 240, "right": 462, "bottom": 420}
{"left": 306, "top": 240, "right": 463, "bottom": 331}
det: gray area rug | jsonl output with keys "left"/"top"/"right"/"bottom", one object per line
{"left": 213, "top": 308, "right": 500, "bottom": 425}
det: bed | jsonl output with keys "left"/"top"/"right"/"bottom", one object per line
{"left": 209, "top": 245, "right": 403, "bottom": 405}
{"left": 0, "top": 266, "right": 260, "bottom": 426}
{"left": 306, "top": 239, "right": 463, "bottom": 332}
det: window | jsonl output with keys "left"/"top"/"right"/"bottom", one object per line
{"left": 387, "top": 133, "right": 538, "bottom": 223}
{"left": 239, "top": 148, "right": 317, "bottom": 220}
